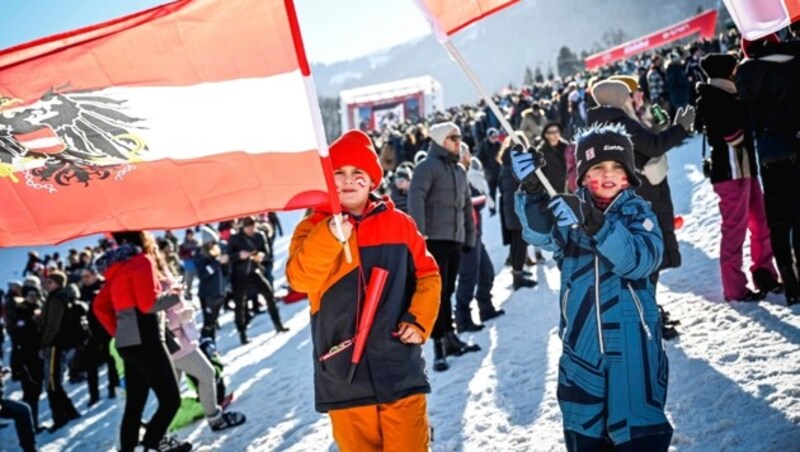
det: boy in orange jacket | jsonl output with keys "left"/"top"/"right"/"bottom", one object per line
{"left": 286, "top": 130, "right": 441, "bottom": 452}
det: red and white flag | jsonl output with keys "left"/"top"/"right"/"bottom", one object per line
{"left": 723, "top": 0, "right": 800, "bottom": 40}
{"left": 0, "top": 0, "right": 336, "bottom": 247}
{"left": 413, "top": 0, "right": 520, "bottom": 41}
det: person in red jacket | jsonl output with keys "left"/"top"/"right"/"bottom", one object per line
{"left": 286, "top": 130, "right": 441, "bottom": 451}
{"left": 93, "top": 231, "right": 190, "bottom": 452}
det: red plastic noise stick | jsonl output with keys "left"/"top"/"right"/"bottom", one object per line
{"left": 347, "top": 267, "right": 389, "bottom": 384}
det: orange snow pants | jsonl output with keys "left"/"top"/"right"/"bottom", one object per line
{"left": 328, "top": 393, "right": 429, "bottom": 452}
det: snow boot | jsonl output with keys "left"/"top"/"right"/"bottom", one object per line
{"left": 456, "top": 318, "right": 484, "bottom": 333}
{"left": 239, "top": 332, "right": 250, "bottom": 345}
{"left": 433, "top": 339, "right": 449, "bottom": 372}
{"left": 156, "top": 435, "right": 192, "bottom": 452}
{"left": 736, "top": 290, "right": 766, "bottom": 303}
{"left": 661, "top": 324, "right": 679, "bottom": 341}
{"left": 443, "top": 331, "right": 480, "bottom": 357}
{"left": 208, "top": 410, "right": 246, "bottom": 432}
{"left": 480, "top": 308, "right": 505, "bottom": 323}
{"left": 752, "top": 268, "right": 782, "bottom": 294}
{"left": 512, "top": 271, "right": 537, "bottom": 290}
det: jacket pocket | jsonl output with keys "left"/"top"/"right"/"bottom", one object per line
{"left": 627, "top": 283, "right": 653, "bottom": 341}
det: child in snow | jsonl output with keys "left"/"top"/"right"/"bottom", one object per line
{"left": 513, "top": 124, "right": 671, "bottom": 450}
{"left": 286, "top": 130, "right": 442, "bottom": 452}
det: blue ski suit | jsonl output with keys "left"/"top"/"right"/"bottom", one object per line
{"left": 515, "top": 188, "right": 672, "bottom": 447}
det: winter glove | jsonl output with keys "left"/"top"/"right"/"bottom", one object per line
{"left": 510, "top": 145, "right": 546, "bottom": 193}
{"left": 461, "top": 244, "right": 473, "bottom": 253}
{"left": 488, "top": 207, "right": 497, "bottom": 217}
{"left": 673, "top": 105, "right": 696, "bottom": 133}
{"left": 547, "top": 194, "right": 605, "bottom": 236}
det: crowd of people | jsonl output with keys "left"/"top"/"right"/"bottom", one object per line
{"left": 1, "top": 22, "right": 798, "bottom": 452}
{"left": 0, "top": 215, "right": 294, "bottom": 451}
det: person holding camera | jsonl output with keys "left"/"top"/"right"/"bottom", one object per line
{"left": 227, "top": 217, "right": 288, "bottom": 345}
{"left": 695, "top": 53, "right": 781, "bottom": 302}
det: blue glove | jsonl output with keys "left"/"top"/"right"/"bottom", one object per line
{"left": 547, "top": 194, "right": 605, "bottom": 235}
{"left": 547, "top": 195, "right": 580, "bottom": 228}
{"left": 510, "top": 145, "right": 546, "bottom": 193}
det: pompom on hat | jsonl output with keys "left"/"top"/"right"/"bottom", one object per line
{"left": 329, "top": 130, "right": 383, "bottom": 186}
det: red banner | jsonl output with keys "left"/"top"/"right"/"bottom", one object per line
{"left": 584, "top": 9, "right": 718, "bottom": 71}
{"left": 0, "top": 0, "right": 336, "bottom": 247}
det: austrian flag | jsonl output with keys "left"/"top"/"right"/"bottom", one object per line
{"left": 0, "top": 0, "right": 335, "bottom": 246}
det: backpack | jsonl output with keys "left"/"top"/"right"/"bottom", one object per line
{"left": 61, "top": 297, "right": 91, "bottom": 349}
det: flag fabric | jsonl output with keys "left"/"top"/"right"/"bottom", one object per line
{"left": 413, "top": 0, "right": 520, "bottom": 41}
{"left": 723, "top": 0, "right": 800, "bottom": 41}
{"left": 585, "top": 10, "right": 718, "bottom": 71}
{"left": 0, "top": 0, "right": 334, "bottom": 247}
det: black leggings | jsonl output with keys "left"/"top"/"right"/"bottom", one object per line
{"left": 86, "top": 335, "right": 119, "bottom": 401}
{"left": 232, "top": 273, "right": 281, "bottom": 332}
{"left": 200, "top": 296, "right": 225, "bottom": 341}
{"left": 118, "top": 342, "right": 180, "bottom": 451}
{"left": 509, "top": 229, "right": 527, "bottom": 272}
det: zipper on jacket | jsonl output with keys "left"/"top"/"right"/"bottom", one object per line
{"left": 560, "top": 287, "right": 570, "bottom": 339}
{"left": 627, "top": 283, "right": 653, "bottom": 341}
{"left": 594, "top": 257, "right": 605, "bottom": 354}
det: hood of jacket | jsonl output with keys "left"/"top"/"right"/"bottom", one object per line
{"left": 428, "top": 140, "right": 460, "bottom": 163}
{"left": 95, "top": 244, "right": 142, "bottom": 279}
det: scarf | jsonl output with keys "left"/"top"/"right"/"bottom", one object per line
{"left": 709, "top": 78, "right": 737, "bottom": 94}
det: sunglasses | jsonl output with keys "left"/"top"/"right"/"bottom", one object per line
{"left": 447, "top": 135, "right": 462, "bottom": 141}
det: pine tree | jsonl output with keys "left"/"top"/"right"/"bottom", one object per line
{"left": 534, "top": 66, "right": 544, "bottom": 84}
{"left": 556, "top": 46, "right": 583, "bottom": 77}
{"left": 523, "top": 66, "right": 535, "bottom": 86}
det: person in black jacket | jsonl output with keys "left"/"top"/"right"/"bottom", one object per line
{"left": 736, "top": 35, "right": 800, "bottom": 306}
{"left": 194, "top": 226, "right": 229, "bottom": 343}
{"left": 38, "top": 271, "right": 81, "bottom": 432}
{"left": 536, "top": 122, "right": 572, "bottom": 194}
{"left": 498, "top": 132, "right": 538, "bottom": 290}
{"left": 80, "top": 267, "right": 118, "bottom": 407}
{"left": 588, "top": 80, "right": 693, "bottom": 339}
{"left": 227, "top": 217, "right": 287, "bottom": 345}
{"left": 475, "top": 127, "right": 502, "bottom": 206}
{"left": 695, "top": 53, "right": 781, "bottom": 302}
{"left": 13, "top": 286, "right": 44, "bottom": 432}
{"left": 408, "top": 121, "right": 479, "bottom": 372}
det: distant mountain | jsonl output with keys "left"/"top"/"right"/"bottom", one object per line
{"left": 311, "top": 0, "right": 719, "bottom": 106}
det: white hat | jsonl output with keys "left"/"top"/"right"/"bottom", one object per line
{"left": 429, "top": 122, "right": 459, "bottom": 147}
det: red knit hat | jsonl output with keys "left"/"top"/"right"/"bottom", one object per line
{"left": 329, "top": 130, "right": 382, "bottom": 186}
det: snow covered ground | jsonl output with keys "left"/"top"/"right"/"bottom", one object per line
{"left": 1, "top": 136, "right": 798, "bottom": 451}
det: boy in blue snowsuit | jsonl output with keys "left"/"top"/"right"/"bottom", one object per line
{"left": 512, "top": 124, "right": 672, "bottom": 450}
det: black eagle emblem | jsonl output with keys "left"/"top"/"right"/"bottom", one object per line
{"left": 0, "top": 85, "right": 148, "bottom": 187}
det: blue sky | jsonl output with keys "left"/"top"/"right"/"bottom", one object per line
{"left": 0, "top": 0, "right": 431, "bottom": 64}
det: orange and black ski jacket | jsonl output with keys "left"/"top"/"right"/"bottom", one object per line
{"left": 287, "top": 195, "right": 441, "bottom": 412}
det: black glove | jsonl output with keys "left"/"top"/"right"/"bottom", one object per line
{"left": 461, "top": 244, "right": 473, "bottom": 253}
{"left": 547, "top": 194, "right": 605, "bottom": 236}
{"left": 510, "top": 145, "right": 546, "bottom": 193}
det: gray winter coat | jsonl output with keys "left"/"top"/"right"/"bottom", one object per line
{"left": 408, "top": 141, "right": 476, "bottom": 247}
